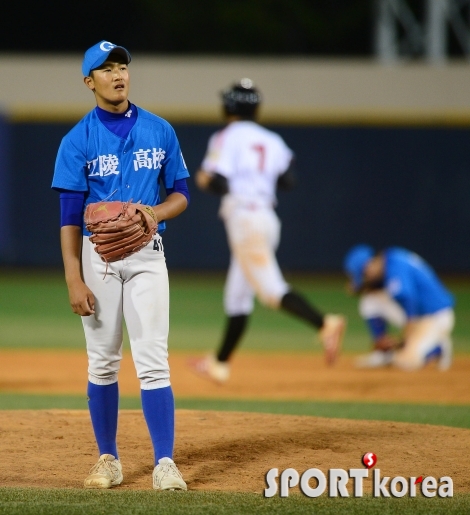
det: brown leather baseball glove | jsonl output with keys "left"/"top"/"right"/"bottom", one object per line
{"left": 84, "top": 201, "right": 158, "bottom": 263}
{"left": 373, "top": 334, "right": 404, "bottom": 352}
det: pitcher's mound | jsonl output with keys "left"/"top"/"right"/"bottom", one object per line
{"left": 1, "top": 410, "right": 469, "bottom": 493}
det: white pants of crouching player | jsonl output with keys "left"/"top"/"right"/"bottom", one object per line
{"left": 81, "top": 235, "right": 171, "bottom": 389}
{"left": 359, "top": 291, "right": 454, "bottom": 370}
{"left": 359, "top": 290, "right": 407, "bottom": 328}
{"left": 394, "top": 308, "right": 454, "bottom": 371}
{"left": 221, "top": 199, "right": 290, "bottom": 314}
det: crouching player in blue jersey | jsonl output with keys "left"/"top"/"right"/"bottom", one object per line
{"left": 51, "top": 41, "right": 189, "bottom": 490}
{"left": 344, "top": 245, "right": 455, "bottom": 371}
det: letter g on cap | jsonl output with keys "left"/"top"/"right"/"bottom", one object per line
{"left": 100, "top": 41, "right": 116, "bottom": 52}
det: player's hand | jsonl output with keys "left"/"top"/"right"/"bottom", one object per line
{"left": 67, "top": 279, "right": 95, "bottom": 316}
{"left": 373, "top": 334, "right": 404, "bottom": 352}
{"left": 195, "top": 170, "right": 212, "bottom": 190}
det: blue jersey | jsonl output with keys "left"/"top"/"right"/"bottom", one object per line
{"left": 384, "top": 248, "right": 454, "bottom": 318}
{"left": 52, "top": 106, "right": 189, "bottom": 235}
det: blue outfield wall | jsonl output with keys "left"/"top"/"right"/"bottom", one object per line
{"left": 6, "top": 121, "right": 470, "bottom": 272}
{"left": 0, "top": 115, "right": 13, "bottom": 262}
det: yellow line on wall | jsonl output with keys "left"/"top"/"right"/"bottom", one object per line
{"left": 7, "top": 105, "right": 470, "bottom": 127}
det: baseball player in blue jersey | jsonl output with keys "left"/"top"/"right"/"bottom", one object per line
{"left": 51, "top": 41, "right": 188, "bottom": 490}
{"left": 344, "top": 245, "right": 455, "bottom": 371}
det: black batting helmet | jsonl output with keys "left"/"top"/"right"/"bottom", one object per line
{"left": 221, "top": 78, "right": 261, "bottom": 119}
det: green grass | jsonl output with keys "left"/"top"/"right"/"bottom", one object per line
{"left": 176, "top": 398, "right": 470, "bottom": 429}
{"left": 0, "top": 393, "right": 469, "bottom": 429}
{"left": 0, "top": 270, "right": 469, "bottom": 513}
{"left": 0, "top": 270, "right": 469, "bottom": 354}
{"left": 0, "top": 488, "right": 467, "bottom": 515}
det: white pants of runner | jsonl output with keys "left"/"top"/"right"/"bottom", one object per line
{"left": 221, "top": 200, "right": 290, "bottom": 315}
{"left": 359, "top": 290, "right": 454, "bottom": 370}
{"left": 81, "top": 235, "right": 170, "bottom": 390}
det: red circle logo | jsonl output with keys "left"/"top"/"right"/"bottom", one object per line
{"left": 362, "top": 452, "right": 377, "bottom": 469}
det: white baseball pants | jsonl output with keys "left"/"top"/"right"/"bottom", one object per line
{"left": 359, "top": 290, "right": 406, "bottom": 328}
{"left": 394, "top": 308, "right": 454, "bottom": 370}
{"left": 359, "top": 290, "right": 454, "bottom": 370}
{"left": 81, "top": 235, "right": 171, "bottom": 389}
{"left": 222, "top": 202, "right": 290, "bottom": 314}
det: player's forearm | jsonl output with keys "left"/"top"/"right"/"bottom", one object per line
{"left": 195, "top": 169, "right": 228, "bottom": 195}
{"left": 60, "top": 225, "right": 84, "bottom": 284}
{"left": 60, "top": 225, "right": 95, "bottom": 316}
{"left": 153, "top": 193, "right": 187, "bottom": 222}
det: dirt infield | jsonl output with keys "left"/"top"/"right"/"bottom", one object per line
{"left": 0, "top": 410, "right": 469, "bottom": 493}
{"left": 0, "top": 349, "right": 469, "bottom": 404}
{"left": 0, "top": 350, "right": 469, "bottom": 492}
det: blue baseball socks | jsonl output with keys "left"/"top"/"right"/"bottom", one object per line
{"left": 87, "top": 381, "right": 119, "bottom": 459}
{"left": 87, "top": 382, "right": 175, "bottom": 465}
{"left": 141, "top": 386, "right": 175, "bottom": 464}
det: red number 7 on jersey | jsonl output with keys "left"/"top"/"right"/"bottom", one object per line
{"left": 252, "top": 144, "right": 265, "bottom": 172}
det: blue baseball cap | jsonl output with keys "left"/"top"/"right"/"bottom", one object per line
{"left": 82, "top": 41, "right": 131, "bottom": 76}
{"left": 343, "top": 244, "right": 374, "bottom": 291}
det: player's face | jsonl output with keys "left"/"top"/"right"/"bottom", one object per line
{"left": 363, "top": 256, "right": 385, "bottom": 284}
{"left": 84, "top": 56, "right": 130, "bottom": 111}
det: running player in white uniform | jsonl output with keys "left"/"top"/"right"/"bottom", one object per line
{"left": 188, "top": 79, "right": 346, "bottom": 383}
{"left": 344, "top": 245, "right": 455, "bottom": 371}
{"left": 51, "top": 41, "right": 188, "bottom": 490}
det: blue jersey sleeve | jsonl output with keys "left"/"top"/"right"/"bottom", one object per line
{"left": 52, "top": 129, "right": 89, "bottom": 192}
{"left": 160, "top": 124, "right": 190, "bottom": 190}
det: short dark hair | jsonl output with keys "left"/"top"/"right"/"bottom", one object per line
{"left": 222, "top": 79, "right": 261, "bottom": 120}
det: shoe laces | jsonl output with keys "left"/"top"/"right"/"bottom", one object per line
{"left": 159, "top": 461, "right": 182, "bottom": 479}
{"left": 89, "top": 457, "right": 119, "bottom": 479}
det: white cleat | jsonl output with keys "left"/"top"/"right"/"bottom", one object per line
{"left": 319, "top": 314, "right": 346, "bottom": 366}
{"left": 355, "top": 350, "right": 394, "bottom": 369}
{"left": 152, "top": 458, "right": 187, "bottom": 491}
{"left": 84, "top": 454, "right": 123, "bottom": 489}
{"left": 187, "top": 354, "right": 230, "bottom": 384}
